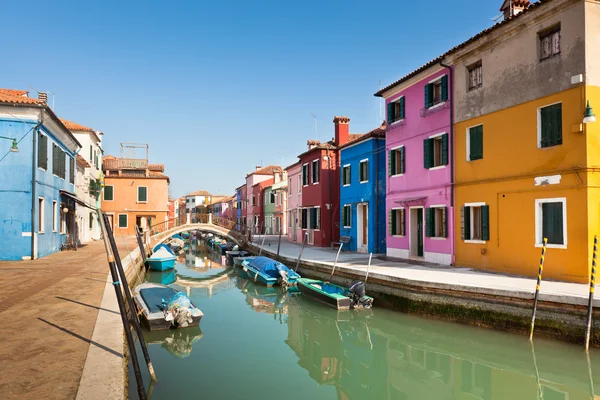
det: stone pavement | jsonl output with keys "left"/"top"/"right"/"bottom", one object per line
{"left": 0, "top": 237, "right": 139, "bottom": 400}
{"left": 251, "top": 235, "right": 598, "bottom": 307}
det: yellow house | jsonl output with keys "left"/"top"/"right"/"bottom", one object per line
{"left": 447, "top": 0, "right": 600, "bottom": 283}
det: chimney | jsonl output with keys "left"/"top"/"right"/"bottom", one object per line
{"left": 333, "top": 116, "right": 350, "bottom": 146}
{"left": 255, "top": 165, "right": 262, "bottom": 171}
{"left": 500, "top": 0, "right": 529, "bottom": 20}
{"left": 37, "top": 92, "right": 48, "bottom": 104}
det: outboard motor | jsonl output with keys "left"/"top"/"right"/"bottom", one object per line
{"left": 348, "top": 281, "right": 373, "bottom": 309}
{"left": 277, "top": 266, "right": 289, "bottom": 291}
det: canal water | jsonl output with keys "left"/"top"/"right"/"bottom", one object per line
{"left": 131, "top": 237, "right": 600, "bottom": 399}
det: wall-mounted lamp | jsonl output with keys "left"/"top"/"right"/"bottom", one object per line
{"left": 0, "top": 136, "right": 18, "bottom": 152}
{"left": 584, "top": 100, "right": 596, "bottom": 124}
{"left": 62, "top": 207, "right": 69, "bottom": 214}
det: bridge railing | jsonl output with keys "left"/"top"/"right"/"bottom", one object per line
{"left": 191, "top": 213, "right": 209, "bottom": 224}
{"left": 213, "top": 216, "right": 252, "bottom": 242}
{"left": 150, "top": 217, "right": 183, "bottom": 236}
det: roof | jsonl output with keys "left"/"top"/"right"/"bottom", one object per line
{"left": 187, "top": 190, "right": 211, "bottom": 197}
{"left": 76, "top": 154, "right": 91, "bottom": 168}
{"left": 104, "top": 171, "right": 170, "bottom": 183}
{"left": 284, "top": 161, "right": 301, "bottom": 170}
{"left": 148, "top": 164, "right": 164, "bottom": 172}
{"left": 375, "top": 0, "right": 550, "bottom": 97}
{"left": 0, "top": 89, "right": 45, "bottom": 105}
{"left": 246, "top": 165, "right": 283, "bottom": 177}
{"left": 60, "top": 119, "right": 94, "bottom": 132}
{"left": 339, "top": 122, "right": 386, "bottom": 150}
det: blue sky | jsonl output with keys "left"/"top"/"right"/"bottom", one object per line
{"left": 2, "top": 0, "right": 504, "bottom": 198}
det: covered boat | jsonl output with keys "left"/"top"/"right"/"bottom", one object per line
{"left": 239, "top": 256, "right": 301, "bottom": 288}
{"left": 226, "top": 250, "right": 249, "bottom": 265}
{"left": 296, "top": 279, "right": 373, "bottom": 310}
{"left": 133, "top": 283, "right": 203, "bottom": 331}
{"left": 148, "top": 247, "right": 177, "bottom": 271}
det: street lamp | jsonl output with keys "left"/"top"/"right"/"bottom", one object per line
{"left": 584, "top": 100, "right": 596, "bottom": 124}
{"left": 0, "top": 136, "right": 18, "bottom": 152}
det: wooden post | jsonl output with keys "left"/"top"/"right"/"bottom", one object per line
{"left": 258, "top": 224, "right": 267, "bottom": 256}
{"left": 329, "top": 243, "right": 344, "bottom": 282}
{"left": 365, "top": 253, "right": 373, "bottom": 284}
{"left": 98, "top": 212, "right": 147, "bottom": 400}
{"left": 585, "top": 235, "right": 598, "bottom": 351}
{"left": 135, "top": 225, "right": 147, "bottom": 264}
{"left": 295, "top": 231, "right": 309, "bottom": 272}
{"left": 529, "top": 237, "right": 547, "bottom": 341}
{"left": 276, "top": 229, "right": 282, "bottom": 260}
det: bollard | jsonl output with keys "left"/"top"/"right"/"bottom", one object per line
{"left": 585, "top": 235, "right": 598, "bottom": 351}
{"left": 529, "top": 237, "right": 547, "bottom": 341}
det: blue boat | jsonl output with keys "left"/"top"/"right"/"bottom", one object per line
{"left": 148, "top": 247, "right": 177, "bottom": 271}
{"left": 239, "top": 256, "right": 301, "bottom": 287}
{"left": 172, "top": 234, "right": 184, "bottom": 241}
{"left": 180, "top": 232, "right": 191, "bottom": 239}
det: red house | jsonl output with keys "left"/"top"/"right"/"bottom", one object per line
{"left": 251, "top": 178, "right": 274, "bottom": 233}
{"left": 298, "top": 116, "right": 358, "bottom": 247}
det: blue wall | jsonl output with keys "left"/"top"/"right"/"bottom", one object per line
{"left": 0, "top": 118, "right": 76, "bottom": 260}
{"left": 339, "top": 137, "right": 386, "bottom": 253}
{"left": 235, "top": 188, "right": 242, "bottom": 230}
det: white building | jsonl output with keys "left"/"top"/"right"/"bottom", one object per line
{"left": 61, "top": 119, "right": 103, "bottom": 244}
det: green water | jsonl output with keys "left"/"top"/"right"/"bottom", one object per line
{"left": 131, "top": 239, "right": 600, "bottom": 399}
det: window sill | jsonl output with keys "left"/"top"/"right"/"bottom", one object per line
{"left": 468, "top": 157, "right": 483, "bottom": 162}
{"left": 137, "top": 202, "right": 148, "bottom": 204}
{"left": 464, "top": 239, "right": 486, "bottom": 244}
{"left": 38, "top": 231, "right": 45, "bottom": 235}
{"left": 391, "top": 173, "right": 404, "bottom": 178}
{"left": 359, "top": 180, "right": 368, "bottom": 184}
{"left": 391, "top": 235, "right": 405, "bottom": 238}
{"left": 428, "top": 101, "right": 447, "bottom": 110}
{"left": 313, "top": 182, "right": 319, "bottom": 185}
{"left": 429, "top": 237, "right": 447, "bottom": 240}
{"left": 390, "top": 119, "right": 405, "bottom": 126}
{"left": 343, "top": 184, "right": 350, "bottom": 187}
{"left": 428, "top": 165, "right": 447, "bottom": 171}
{"left": 468, "top": 85, "right": 482, "bottom": 92}
{"left": 343, "top": 226, "right": 351, "bottom": 229}
{"left": 535, "top": 243, "right": 566, "bottom": 249}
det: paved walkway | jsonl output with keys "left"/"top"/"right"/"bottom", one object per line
{"left": 251, "top": 235, "right": 597, "bottom": 307}
{"left": 0, "top": 237, "right": 139, "bottom": 400}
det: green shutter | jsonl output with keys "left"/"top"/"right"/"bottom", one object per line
{"left": 391, "top": 210, "right": 397, "bottom": 235}
{"left": 542, "top": 202, "right": 563, "bottom": 245}
{"left": 441, "top": 75, "right": 448, "bottom": 101}
{"left": 104, "top": 186, "right": 114, "bottom": 201}
{"left": 390, "top": 150, "right": 396, "bottom": 176}
{"left": 400, "top": 147, "right": 405, "bottom": 174}
{"left": 424, "top": 84, "right": 431, "bottom": 108}
{"left": 118, "top": 214, "right": 127, "bottom": 228}
{"left": 399, "top": 97, "right": 405, "bottom": 119}
{"left": 138, "top": 187, "right": 148, "bottom": 202}
{"left": 442, "top": 207, "right": 447, "bottom": 238}
{"left": 541, "top": 104, "right": 562, "bottom": 147}
{"left": 424, "top": 139, "right": 432, "bottom": 169}
{"left": 400, "top": 209, "right": 406, "bottom": 236}
{"left": 388, "top": 151, "right": 393, "bottom": 176}
{"left": 470, "top": 126, "right": 483, "bottom": 160}
{"left": 387, "top": 103, "right": 394, "bottom": 123}
{"left": 89, "top": 212, "right": 93, "bottom": 229}
{"left": 553, "top": 104, "right": 562, "bottom": 146}
{"left": 441, "top": 133, "right": 449, "bottom": 165}
{"left": 425, "top": 208, "right": 433, "bottom": 237}
{"left": 481, "top": 205, "right": 490, "bottom": 241}
{"left": 462, "top": 206, "right": 471, "bottom": 240}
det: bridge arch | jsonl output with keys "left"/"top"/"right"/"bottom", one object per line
{"left": 151, "top": 223, "right": 247, "bottom": 247}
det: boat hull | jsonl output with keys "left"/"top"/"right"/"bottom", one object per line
{"left": 148, "top": 257, "right": 176, "bottom": 271}
{"left": 297, "top": 279, "right": 352, "bottom": 309}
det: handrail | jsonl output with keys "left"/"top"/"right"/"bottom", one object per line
{"left": 149, "top": 217, "right": 182, "bottom": 236}
{"left": 149, "top": 214, "right": 253, "bottom": 244}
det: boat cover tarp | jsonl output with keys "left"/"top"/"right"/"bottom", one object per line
{"left": 140, "top": 287, "right": 177, "bottom": 313}
{"left": 247, "top": 256, "right": 296, "bottom": 278}
{"left": 153, "top": 243, "right": 175, "bottom": 255}
{"left": 150, "top": 247, "right": 176, "bottom": 260}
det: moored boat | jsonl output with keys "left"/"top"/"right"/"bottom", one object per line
{"left": 133, "top": 283, "right": 203, "bottom": 331}
{"left": 240, "top": 256, "right": 300, "bottom": 288}
{"left": 296, "top": 279, "right": 373, "bottom": 310}
{"left": 148, "top": 247, "right": 177, "bottom": 271}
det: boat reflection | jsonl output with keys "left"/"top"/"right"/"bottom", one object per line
{"left": 234, "top": 278, "right": 299, "bottom": 322}
{"left": 145, "top": 269, "right": 177, "bottom": 285}
{"left": 145, "top": 326, "right": 204, "bottom": 359}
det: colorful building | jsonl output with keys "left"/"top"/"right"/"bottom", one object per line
{"left": 447, "top": 0, "right": 600, "bottom": 283}
{"left": 245, "top": 165, "right": 282, "bottom": 233}
{"left": 236, "top": 184, "right": 246, "bottom": 230}
{"left": 0, "top": 89, "right": 81, "bottom": 260}
{"left": 376, "top": 64, "right": 454, "bottom": 264}
{"left": 263, "top": 185, "right": 276, "bottom": 234}
{"left": 286, "top": 162, "right": 302, "bottom": 242}
{"left": 101, "top": 149, "right": 170, "bottom": 235}
{"left": 271, "top": 177, "right": 288, "bottom": 235}
{"left": 338, "top": 123, "right": 387, "bottom": 253}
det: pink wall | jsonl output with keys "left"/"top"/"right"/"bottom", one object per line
{"left": 286, "top": 163, "right": 302, "bottom": 242}
{"left": 385, "top": 68, "right": 454, "bottom": 265}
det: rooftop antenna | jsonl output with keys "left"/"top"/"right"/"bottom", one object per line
{"left": 379, "top": 80, "right": 383, "bottom": 123}
{"left": 311, "top": 113, "right": 318, "bottom": 142}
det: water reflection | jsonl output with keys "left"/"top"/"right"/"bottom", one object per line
{"left": 145, "top": 326, "right": 204, "bottom": 359}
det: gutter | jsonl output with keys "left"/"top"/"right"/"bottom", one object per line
{"left": 439, "top": 58, "right": 455, "bottom": 265}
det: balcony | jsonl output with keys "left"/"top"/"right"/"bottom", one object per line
{"left": 103, "top": 158, "right": 148, "bottom": 170}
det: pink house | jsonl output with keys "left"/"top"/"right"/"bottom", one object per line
{"left": 376, "top": 61, "right": 454, "bottom": 265}
{"left": 286, "top": 162, "right": 302, "bottom": 243}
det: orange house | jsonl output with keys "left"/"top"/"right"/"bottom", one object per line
{"left": 101, "top": 155, "right": 170, "bottom": 235}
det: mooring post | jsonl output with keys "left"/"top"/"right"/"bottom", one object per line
{"left": 329, "top": 243, "right": 344, "bottom": 282}
{"left": 585, "top": 235, "right": 598, "bottom": 351}
{"left": 98, "top": 212, "right": 147, "bottom": 400}
{"left": 103, "top": 214, "right": 157, "bottom": 381}
{"left": 135, "top": 225, "right": 147, "bottom": 264}
{"left": 529, "top": 237, "right": 547, "bottom": 341}
{"left": 259, "top": 224, "right": 267, "bottom": 256}
{"left": 295, "top": 231, "right": 309, "bottom": 272}
{"left": 276, "top": 228, "right": 282, "bottom": 260}
{"left": 530, "top": 341, "right": 543, "bottom": 400}
{"left": 365, "top": 253, "right": 373, "bottom": 284}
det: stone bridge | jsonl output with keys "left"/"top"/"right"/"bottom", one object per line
{"left": 150, "top": 215, "right": 250, "bottom": 248}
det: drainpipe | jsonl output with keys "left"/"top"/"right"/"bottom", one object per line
{"left": 375, "top": 139, "right": 379, "bottom": 253}
{"left": 439, "top": 57, "right": 454, "bottom": 265}
{"left": 31, "top": 110, "right": 44, "bottom": 259}
{"left": 327, "top": 149, "right": 333, "bottom": 246}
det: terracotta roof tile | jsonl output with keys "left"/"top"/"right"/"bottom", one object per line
{"left": 76, "top": 154, "right": 91, "bottom": 168}
{"left": 60, "top": 119, "right": 94, "bottom": 132}
{"left": 339, "top": 122, "right": 386, "bottom": 150}
{"left": 148, "top": 164, "right": 165, "bottom": 172}
{"left": 246, "top": 165, "right": 283, "bottom": 177}
{"left": 0, "top": 88, "right": 44, "bottom": 105}
{"left": 187, "top": 190, "right": 211, "bottom": 197}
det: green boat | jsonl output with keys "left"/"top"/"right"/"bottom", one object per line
{"left": 296, "top": 278, "right": 373, "bottom": 310}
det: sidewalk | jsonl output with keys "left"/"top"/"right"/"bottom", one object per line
{"left": 0, "top": 237, "right": 139, "bottom": 400}
{"left": 250, "top": 235, "right": 597, "bottom": 307}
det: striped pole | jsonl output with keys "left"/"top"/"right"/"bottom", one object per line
{"left": 529, "top": 237, "right": 548, "bottom": 341}
{"left": 585, "top": 235, "right": 598, "bottom": 351}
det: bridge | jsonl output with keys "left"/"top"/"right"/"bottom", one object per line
{"left": 149, "top": 215, "right": 252, "bottom": 247}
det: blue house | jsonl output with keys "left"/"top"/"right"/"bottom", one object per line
{"left": 338, "top": 123, "right": 386, "bottom": 253}
{"left": 235, "top": 184, "right": 244, "bottom": 231}
{"left": 0, "top": 89, "right": 81, "bottom": 260}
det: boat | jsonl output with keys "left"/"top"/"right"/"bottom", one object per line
{"left": 172, "top": 234, "right": 184, "bottom": 241}
{"left": 153, "top": 243, "right": 175, "bottom": 255}
{"left": 133, "top": 283, "right": 203, "bottom": 331}
{"left": 226, "top": 250, "right": 249, "bottom": 265}
{"left": 146, "top": 268, "right": 177, "bottom": 285}
{"left": 296, "top": 279, "right": 373, "bottom": 310}
{"left": 239, "top": 256, "right": 301, "bottom": 288}
{"left": 148, "top": 247, "right": 177, "bottom": 271}
{"left": 180, "top": 231, "right": 191, "bottom": 239}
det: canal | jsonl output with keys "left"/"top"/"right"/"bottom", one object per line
{"left": 130, "top": 237, "right": 600, "bottom": 399}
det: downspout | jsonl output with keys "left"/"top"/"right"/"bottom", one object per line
{"left": 31, "top": 110, "right": 44, "bottom": 259}
{"left": 375, "top": 139, "right": 379, "bottom": 253}
{"left": 327, "top": 149, "right": 333, "bottom": 245}
{"left": 439, "top": 58, "right": 454, "bottom": 265}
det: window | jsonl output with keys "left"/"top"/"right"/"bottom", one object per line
{"left": 289, "top": 178, "right": 293, "bottom": 195}
{"left": 426, "top": 207, "right": 447, "bottom": 238}
{"left": 462, "top": 203, "right": 489, "bottom": 242}
{"left": 467, "top": 125, "right": 483, "bottom": 161}
{"left": 389, "top": 209, "right": 405, "bottom": 236}
{"left": 270, "top": 192, "right": 275, "bottom": 204}
{"left": 342, "top": 165, "right": 351, "bottom": 186}
{"left": 359, "top": 160, "right": 368, "bottom": 183}
{"left": 104, "top": 185, "right": 114, "bottom": 201}
{"left": 69, "top": 157, "right": 75, "bottom": 184}
{"left": 539, "top": 103, "right": 562, "bottom": 148}
{"left": 252, "top": 195, "right": 255, "bottom": 206}
{"left": 38, "top": 197, "right": 44, "bottom": 233}
{"left": 89, "top": 212, "right": 94, "bottom": 230}
{"left": 89, "top": 145, "right": 93, "bottom": 161}
{"left": 468, "top": 62, "right": 482, "bottom": 90}
{"left": 389, "top": 147, "right": 405, "bottom": 176}
{"left": 298, "top": 176, "right": 301, "bottom": 193}
{"left": 38, "top": 133, "right": 47, "bottom": 170}
{"left": 536, "top": 198, "right": 566, "bottom": 247}
{"left": 424, "top": 75, "right": 448, "bottom": 108}
{"left": 137, "top": 186, "right": 148, "bottom": 203}
{"left": 301, "top": 208, "right": 308, "bottom": 229}
{"left": 342, "top": 205, "right": 351, "bottom": 228}
{"left": 540, "top": 26, "right": 560, "bottom": 61}
{"left": 118, "top": 214, "right": 128, "bottom": 228}
{"left": 312, "top": 160, "right": 320, "bottom": 184}
{"left": 60, "top": 206, "right": 66, "bottom": 234}
{"left": 52, "top": 144, "right": 60, "bottom": 176}
{"left": 309, "top": 207, "right": 320, "bottom": 229}
{"left": 302, "top": 163, "right": 310, "bottom": 186}
{"left": 387, "top": 96, "right": 405, "bottom": 123}
{"left": 424, "top": 134, "right": 448, "bottom": 168}
{"left": 52, "top": 201, "right": 58, "bottom": 232}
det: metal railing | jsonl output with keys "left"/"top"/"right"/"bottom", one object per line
{"left": 149, "top": 217, "right": 183, "bottom": 236}
{"left": 213, "top": 215, "right": 252, "bottom": 242}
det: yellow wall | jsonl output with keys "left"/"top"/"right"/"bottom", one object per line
{"left": 455, "top": 86, "right": 596, "bottom": 283}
